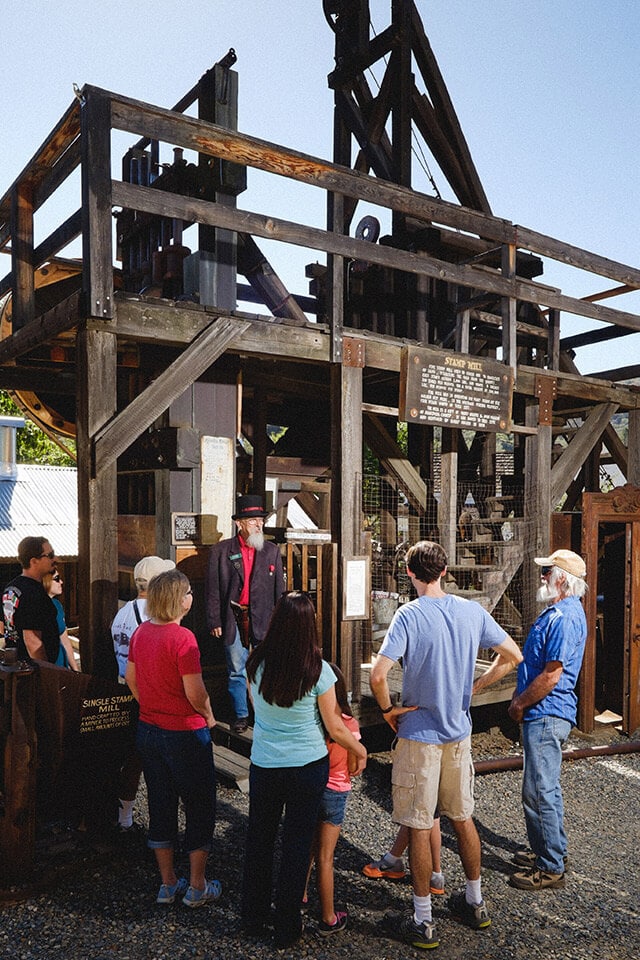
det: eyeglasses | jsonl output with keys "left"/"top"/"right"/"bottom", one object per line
{"left": 40, "top": 551, "right": 55, "bottom": 560}
{"left": 52, "top": 574, "right": 62, "bottom": 583}
{"left": 540, "top": 566, "right": 553, "bottom": 576}
{"left": 242, "top": 518, "right": 264, "bottom": 526}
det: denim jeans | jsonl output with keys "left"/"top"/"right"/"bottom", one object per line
{"left": 241, "top": 755, "right": 329, "bottom": 944}
{"left": 136, "top": 722, "right": 216, "bottom": 853}
{"left": 521, "top": 716, "right": 571, "bottom": 873}
{"left": 224, "top": 626, "right": 249, "bottom": 719}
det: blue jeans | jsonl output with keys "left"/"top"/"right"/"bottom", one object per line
{"left": 136, "top": 722, "right": 216, "bottom": 853}
{"left": 224, "top": 626, "right": 249, "bottom": 719}
{"left": 522, "top": 716, "right": 571, "bottom": 873}
{"left": 241, "top": 755, "right": 329, "bottom": 944}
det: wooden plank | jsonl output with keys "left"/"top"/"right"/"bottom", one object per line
{"left": 550, "top": 403, "right": 619, "bottom": 507}
{"left": 112, "top": 179, "right": 640, "bottom": 333}
{"left": 0, "top": 99, "right": 81, "bottom": 242}
{"left": 94, "top": 315, "right": 250, "bottom": 474}
{"left": 213, "top": 744, "right": 250, "bottom": 793}
{"left": 10, "top": 181, "right": 35, "bottom": 332}
{"left": 76, "top": 326, "right": 119, "bottom": 677}
{"left": 108, "top": 89, "right": 640, "bottom": 288}
{"left": 80, "top": 88, "right": 113, "bottom": 320}
{"left": 0, "top": 290, "right": 81, "bottom": 364}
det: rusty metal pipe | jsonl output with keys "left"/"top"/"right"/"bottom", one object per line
{"left": 474, "top": 739, "right": 640, "bottom": 775}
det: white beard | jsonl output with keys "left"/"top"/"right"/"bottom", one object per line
{"left": 246, "top": 530, "right": 265, "bottom": 551}
{"left": 537, "top": 582, "right": 557, "bottom": 604}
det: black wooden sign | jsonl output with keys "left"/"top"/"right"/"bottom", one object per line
{"left": 400, "top": 346, "right": 513, "bottom": 432}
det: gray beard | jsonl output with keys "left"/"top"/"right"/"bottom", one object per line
{"left": 246, "top": 531, "right": 265, "bottom": 551}
{"left": 537, "top": 582, "right": 557, "bottom": 604}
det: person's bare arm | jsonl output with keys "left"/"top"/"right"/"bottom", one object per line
{"left": 125, "top": 661, "right": 139, "bottom": 700}
{"left": 472, "top": 635, "right": 523, "bottom": 695}
{"left": 369, "top": 653, "right": 417, "bottom": 733}
{"left": 318, "top": 686, "right": 367, "bottom": 775}
{"left": 59, "top": 629, "right": 79, "bottom": 671}
{"left": 182, "top": 673, "right": 216, "bottom": 728}
{"left": 508, "top": 661, "right": 563, "bottom": 723}
{"left": 22, "top": 629, "right": 46, "bottom": 660}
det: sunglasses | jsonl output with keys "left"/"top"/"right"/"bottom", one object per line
{"left": 40, "top": 551, "right": 56, "bottom": 559}
{"left": 52, "top": 574, "right": 62, "bottom": 582}
{"left": 540, "top": 566, "right": 553, "bottom": 576}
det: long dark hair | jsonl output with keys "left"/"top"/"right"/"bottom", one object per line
{"left": 329, "top": 662, "right": 353, "bottom": 718}
{"left": 246, "top": 591, "right": 322, "bottom": 707}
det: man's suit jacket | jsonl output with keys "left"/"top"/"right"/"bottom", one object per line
{"left": 205, "top": 535, "right": 285, "bottom": 646}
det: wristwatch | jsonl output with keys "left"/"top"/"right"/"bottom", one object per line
{"left": 381, "top": 703, "right": 394, "bottom": 714}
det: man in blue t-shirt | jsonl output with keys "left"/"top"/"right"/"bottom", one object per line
{"left": 508, "top": 549, "right": 587, "bottom": 891}
{"left": 370, "top": 540, "right": 522, "bottom": 950}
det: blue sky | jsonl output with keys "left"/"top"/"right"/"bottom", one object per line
{"left": 2, "top": 0, "right": 639, "bottom": 375}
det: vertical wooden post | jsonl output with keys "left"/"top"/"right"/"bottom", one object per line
{"left": 628, "top": 410, "right": 640, "bottom": 486}
{"left": 548, "top": 308, "right": 560, "bottom": 370}
{"left": 439, "top": 428, "right": 458, "bottom": 562}
{"left": 501, "top": 242, "right": 517, "bottom": 373}
{"left": 77, "top": 88, "right": 118, "bottom": 678}
{"left": 10, "top": 180, "right": 35, "bottom": 332}
{"left": 524, "top": 402, "right": 552, "bottom": 625}
{"left": 331, "top": 357, "right": 363, "bottom": 695}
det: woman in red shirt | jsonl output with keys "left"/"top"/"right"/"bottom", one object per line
{"left": 126, "top": 569, "right": 221, "bottom": 908}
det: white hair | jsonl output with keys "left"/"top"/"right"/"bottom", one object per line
{"left": 549, "top": 565, "right": 587, "bottom": 599}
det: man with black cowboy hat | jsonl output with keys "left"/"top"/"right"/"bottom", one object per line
{"left": 205, "top": 494, "right": 284, "bottom": 734}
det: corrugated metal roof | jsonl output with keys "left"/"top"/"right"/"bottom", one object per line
{"left": 0, "top": 464, "right": 77, "bottom": 560}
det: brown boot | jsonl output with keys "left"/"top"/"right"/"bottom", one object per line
{"left": 510, "top": 867, "right": 565, "bottom": 890}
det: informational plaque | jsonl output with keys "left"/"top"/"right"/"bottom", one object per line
{"left": 342, "top": 556, "right": 370, "bottom": 621}
{"left": 201, "top": 436, "right": 235, "bottom": 539}
{"left": 172, "top": 512, "right": 199, "bottom": 545}
{"left": 400, "top": 346, "right": 513, "bottom": 432}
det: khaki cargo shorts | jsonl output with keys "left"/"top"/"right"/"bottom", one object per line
{"left": 391, "top": 735, "right": 475, "bottom": 829}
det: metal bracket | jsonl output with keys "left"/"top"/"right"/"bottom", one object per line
{"left": 535, "top": 375, "right": 557, "bottom": 425}
{"left": 342, "top": 337, "right": 365, "bottom": 368}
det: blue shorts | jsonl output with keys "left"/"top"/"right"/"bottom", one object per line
{"left": 318, "top": 786, "right": 348, "bottom": 826}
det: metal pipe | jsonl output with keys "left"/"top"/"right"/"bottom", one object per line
{"left": 474, "top": 739, "right": 640, "bottom": 775}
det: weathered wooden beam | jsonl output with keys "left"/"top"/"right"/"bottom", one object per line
{"left": 112, "top": 180, "right": 640, "bottom": 333}
{"left": 516, "top": 365, "right": 640, "bottom": 409}
{"left": 10, "top": 181, "right": 35, "bottom": 332}
{"left": 0, "top": 365, "right": 76, "bottom": 393}
{"left": 94, "top": 316, "right": 250, "bottom": 474}
{"left": 80, "top": 90, "right": 113, "bottom": 321}
{"left": 410, "top": 2, "right": 491, "bottom": 214}
{"left": 114, "top": 295, "right": 329, "bottom": 360}
{"left": 0, "top": 290, "right": 80, "bottom": 364}
{"left": 550, "top": 403, "right": 619, "bottom": 507}
{"left": 0, "top": 99, "right": 81, "bottom": 243}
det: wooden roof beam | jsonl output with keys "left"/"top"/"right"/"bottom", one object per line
{"left": 111, "top": 179, "right": 640, "bottom": 335}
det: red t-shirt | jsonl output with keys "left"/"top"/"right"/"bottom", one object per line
{"left": 128, "top": 620, "right": 206, "bottom": 731}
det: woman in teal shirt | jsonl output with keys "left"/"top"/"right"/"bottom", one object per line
{"left": 241, "top": 591, "right": 366, "bottom": 950}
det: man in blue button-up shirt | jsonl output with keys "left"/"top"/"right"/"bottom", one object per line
{"left": 509, "top": 549, "right": 587, "bottom": 891}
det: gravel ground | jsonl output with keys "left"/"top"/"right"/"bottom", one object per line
{"left": 1, "top": 726, "right": 639, "bottom": 960}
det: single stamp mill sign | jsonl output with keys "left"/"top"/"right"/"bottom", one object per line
{"left": 400, "top": 346, "right": 513, "bottom": 432}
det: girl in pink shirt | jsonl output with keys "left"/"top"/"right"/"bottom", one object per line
{"left": 305, "top": 664, "right": 361, "bottom": 936}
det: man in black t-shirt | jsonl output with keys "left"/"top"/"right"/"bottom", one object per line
{"left": 2, "top": 536, "right": 60, "bottom": 663}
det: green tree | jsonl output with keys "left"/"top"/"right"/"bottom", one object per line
{"left": 0, "top": 392, "right": 76, "bottom": 466}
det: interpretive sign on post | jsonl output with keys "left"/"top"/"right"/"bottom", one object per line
{"left": 400, "top": 346, "right": 513, "bottom": 432}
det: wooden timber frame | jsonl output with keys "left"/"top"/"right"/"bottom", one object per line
{"left": 2, "top": 9, "right": 640, "bottom": 730}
